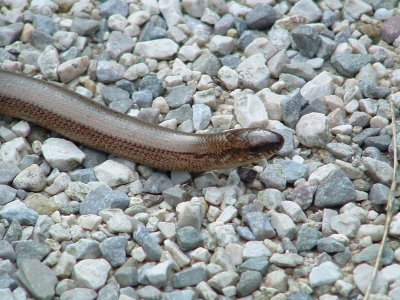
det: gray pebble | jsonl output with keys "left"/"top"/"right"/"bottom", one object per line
{"left": 165, "top": 104, "right": 193, "bottom": 124}
{"left": 80, "top": 185, "right": 129, "bottom": 215}
{"left": 100, "top": 0, "right": 129, "bottom": 17}
{"left": 33, "top": 14, "right": 53, "bottom": 34}
{"left": 131, "top": 90, "right": 153, "bottom": 108}
{"left": 99, "top": 236, "right": 127, "bottom": 268}
{"left": 245, "top": 211, "right": 276, "bottom": 240}
{"left": 238, "top": 256, "right": 269, "bottom": 276}
{"left": 143, "top": 173, "right": 174, "bottom": 194}
{"left": 317, "top": 237, "right": 345, "bottom": 253}
{"left": 165, "top": 85, "right": 195, "bottom": 109}
{"left": 172, "top": 266, "right": 206, "bottom": 288}
{"left": 139, "top": 74, "right": 164, "bottom": 98}
{"left": 96, "top": 60, "right": 125, "bottom": 83}
{"left": 364, "top": 135, "right": 392, "bottom": 151}
{"left": 352, "top": 244, "right": 393, "bottom": 265}
{"left": 353, "top": 127, "right": 381, "bottom": 144}
{"left": 65, "top": 239, "right": 101, "bottom": 259}
{"left": 0, "top": 272, "right": 17, "bottom": 290}
{"left": 314, "top": 169, "right": 357, "bottom": 208}
{"left": 0, "top": 162, "right": 20, "bottom": 185}
{"left": 192, "top": 53, "right": 221, "bottom": 77}
{"left": 260, "top": 164, "right": 286, "bottom": 190}
{"left": 137, "top": 286, "right": 162, "bottom": 300}
{"left": 214, "top": 14, "right": 235, "bottom": 35}
{"left": 0, "top": 23, "right": 24, "bottom": 46}
{"left": 176, "top": 226, "right": 203, "bottom": 251}
{"left": 0, "top": 185, "right": 17, "bottom": 205}
{"left": 236, "top": 270, "right": 262, "bottom": 297}
{"left": 163, "top": 290, "right": 196, "bottom": 300}
{"left": 69, "top": 169, "right": 97, "bottom": 184}
{"left": 0, "top": 240, "right": 16, "bottom": 262}
{"left": 133, "top": 225, "right": 163, "bottom": 261}
{"left": 278, "top": 160, "right": 308, "bottom": 184}
{"left": 0, "top": 200, "right": 38, "bottom": 226}
{"left": 115, "top": 266, "right": 138, "bottom": 287}
{"left": 281, "top": 63, "right": 316, "bottom": 81}
{"left": 220, "top": 54, "right": 241, "bottom": 69}
{"left": 162, "top": 186, "right": 186, "bottom": 207}
{"left": 291, "top": 25, "right": 321, "bottom": 58}
{"left": 280, "top": 90, "right": 301, "bottom": 128}
{"left": 331, "top": 53, "right": 373, "bottom": 77}
{"left": 192, "top": 103, "right": 211, "bottom": 131}
{"left": 296, "top": 225, "right": 322, "bottom": 252}
{"left": 71, "top": 18, "right": 100, "bottom": 36}
{"left": 106, "top": 31, "right": 135, "bottom": 59}
{"left": 245, "top": 4, "right": 280, "bottom": 30}
{"left": 370, "top": 183, "right": 390, "bottom": 206}
{"left": 17, "top": 259, "right": 57, "bottom": 300}
{"left": 237, "top": 226, "right": 256, "bottom": 241}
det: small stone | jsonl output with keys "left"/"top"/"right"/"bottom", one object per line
{"left": 370, "top": 183, "right": 390, "bottom": 205}
{"left": 300, "top": 71, "right": 334, "bottom": 105}
{"left": 71, "top": 18, "right": 100, "bottom": 36}
{"left": 291, "top": 25, "right": 321, "bottom": 58}
{"left": 192, "top": 53, "right": 221, "bottom": 77}
{"left": 330, "top": 213, "right": 360, "bottom": 238}
{"left": 100, "top": 0, "right": 129, "bottom": 18}
{"left": 134, "top": 39, "right": 178, "bottom": 60}
{"left": 165, "top": 85, "right": 195, "bottom": 109}
{"left": 210, "top": 35, "right": 235, "bottom": 55}
{"left": 352, "top": 244, "right": 393, "bottom": 266}
{"left": 217, "top": 66, "right": 239, "bottom": 90}
{"left": 0, "top": 185, "right": 17, "bottom": 205}
{"left": 73, "top": 258, "right": 111, "bottom": 290}
{"left": 238, "top": 256, "right": 269, "bottom": 275}
{"left": 260, "top": 164, "right": 286, "bottom": 190}
{"left": 237, "top": 53, "right": 270, "bottom": 90}
{"left": 270, "top": 253, "right": 304, "bottom": 267}
{"left": 137, "top": 286, "right": 162, "bottom": 300}
{"left": 17, "top": 259, "right": 57, "bottom": 300}
{"left": 60, "top": 288, "right": 97, "bottom": 300}
{"left": 0, "top": 200, "right": 38, "bottom": 226}
{"left": 363, "top": 157, "right": 393, "bottom": 185}
{"left": 309, "top": 261, "right": 342, "bottom": 287}
{"left": 245, "top": 4, "right": 280, "bottom": 30}
{"left": 296, "top": 225, "right": 322, "bottom": 251}
{"left": 245, "top": 211, "right": 276, "bottom": 240}
{"left": 176, "top": 226, "right": 203, "bottom": 252}
{"left": 0, "top": 161, "right": 20, "bottom": 184}
{"left": 289, "top": 0, "right": 322, "bottom": 22}
{"left": 314, "top": 169, "right": 357, "bottom": 208}
{"left": 106, "top": 31, "right": 135, "bottom": 59}
{"left": 317, "top": 237, "right": 345, "bottom": 253}
{"left": 208, "top": 271, "right": 239, "bottom": 293}
{"left": 0, "top": 23, "right": 24, "bottom": 46}
{"left": 143, "top": 173, "right": 174, "bottom": 194}
{"left": 243, "top": 241, "right": 272, "bottom": 259}
{"left": 353, "top": 263, "right": 388, "bottom": 295}
{"left": 12, "top": 164, "right": 46, "bottom": 192}
{"left": 94, "top": 160, "right": 135, "bottom": 187}
{"left": 145, "top": 260, "right": 173, "bottom": 288}
{"left": 42, "top": 138, "right": 85, "bottom": 171}
{"left": 331, "top": 53, "right": 373, "bottom": 77}
{"left": 99, "top": 236, "right": 127, "bottom": 268}
{"left": 343, "top": 0, "right": 373, "bottom": 20}
{"left": 234, "top": 94, "right": 269, "bottom": 127}
{"left": 192, "top": 104, "right": 211, "bottom": 131}
{"left": 270, "top": 211, "right": 297, "bottom": 239}
{"left": 265, "top": 269, "right": 288, "bottom": 293}
{"left": 96, "top": 60, "right": 125, "bottom": 83}
{"left": 172, "top": 266, "right": 207, "bottom": 288}
{"left": 296, "top": 113, "right": 329, "bottom": 147}
{"left": 381, "top": 16, "right": 400, "bottom": 44}
{"left": 236, "top": 270, "right": 262, "bottom": 297}
{"left": 80, "top": 185, "right": 129, "bottom": 215}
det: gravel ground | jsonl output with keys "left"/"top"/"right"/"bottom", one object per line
{"left": 0, "top": 0, "right": 400, "bottom": 299}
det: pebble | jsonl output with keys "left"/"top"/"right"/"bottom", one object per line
{"left": 234, "top": 94, "right": 269, "bottom": 128}
{"left": 99, "top": 236, "right": 127, "bottom": 267}
{"left": 269, "top": 253, "right": 304, "bottom": 267}
{"left": 208, "top": 271, "right": 239, "bottom": 293}
{"left": 296, "top": 225, "right": 322, "bottom": 251}
{"left": 296, "top": 113, "right": 329, "bottom": 147}
{"left": 176, "top": 226, "right": 203, "bottom": 252}
{"left": 289, "top": 0, "right": 322, "bottom": 22}
{"left": 172, "top": 266, "right": 206, "bottom": 288}
{"left": 17, "top": 259, "right": 57, "bottom": 300}
{"left": 42, "top": 138, "right": 85, "bottom": 171}
{"left": 291, "top": 25, "right": 321, "bottom": 58}
{"left": 0, "top": 23, "right": 24, "bottom": 47}
{"left": 12, "top": 164, "right": 46, "bottom": 192}
{"left": 245, "top": 4, "right": 280, "bottom": 30}
{"left": 381, "top": 15, "right": 400, "bottom": 44}
{"left": 73, "top": 258, "right": 111, "bottom": 290}
{"left": 80, "top": 185, "right": 129, "bottom": 215}
{"left": 309, "top": 261, "right": 343, "bottom": 287}
{"left": 135, "top": 39, "right": 178, "bottom": 60}
{"left": 331, "top": 53, "right": 373, "bottom": 77}
{"left": 143, "top": 173, "right": 174, "bottom": 194}
{"left": 314, "top": 169, "right": 357, "bottom": 208}
{"left": 362, "top": 157, "right": 393, "bottom": 185}
{"left": 236, "top": 270, "right": 262, "bottom": 297}
{"left": 353, "top": 263, "right": 388, "bottom": 295}
{"left": 270, "top": 211, "right": 297, "bottom": 239}
{"left": 94, "top": 160, "right": 135, "bottom": 187}
{"left": 237, "top": 53, "right": 270, "bottom": 90}
{"left": 245, "top": 211, "right": 276, "bottom": 240}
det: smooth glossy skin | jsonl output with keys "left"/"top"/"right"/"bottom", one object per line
{"left": 0, "top": 70, "right": 284, "bottom": 171}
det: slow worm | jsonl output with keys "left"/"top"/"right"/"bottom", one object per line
{"left": 0, "top": 70, "right": 283, "bottom": 172}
